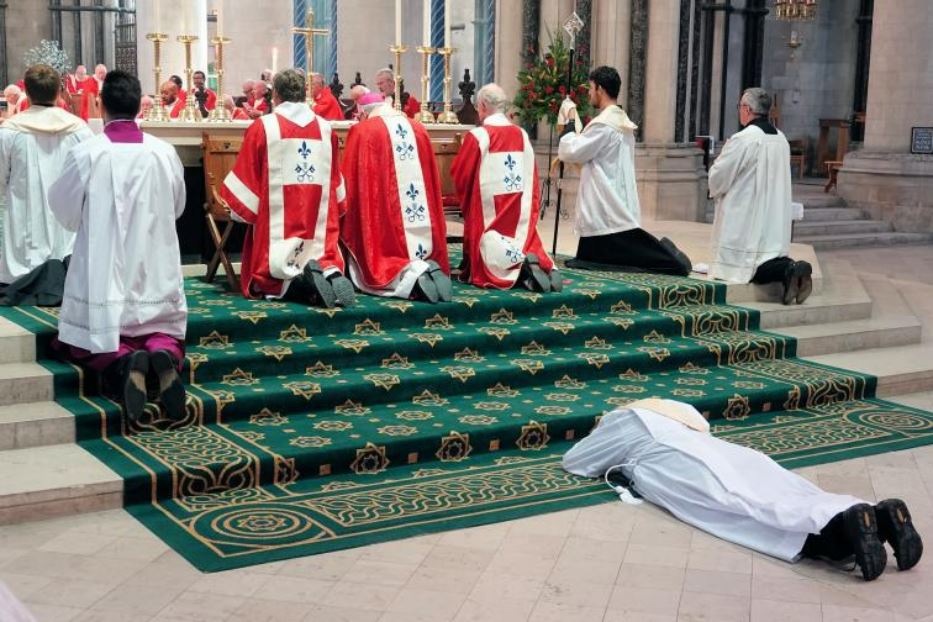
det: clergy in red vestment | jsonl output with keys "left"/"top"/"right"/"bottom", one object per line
{"left": 310, "top": 73, "right": 345, "bottom": 121}
{"left": 220, "top": 69, "right": 355, "bottom": 308}
{"left": 244, "top": 81, "right": 270, "bottom": 119}
{"left": 160, "top": 81, "right": 186, "bottom": 119}
{"left": 374, "top": 68, "right": 421, "bottom": 119}
{"left": 191, "top": 70, "right": 217, "bottom": 117}
{"left": 341, "top": 93, "right": 451, "bottom": 303}
{"left": 77, "top": 74, "right": 98, "bottom": 120}
{"left": 65, "top": 65, "right": 86, "bottom": 96}
{"left": 223, "top": 94, "right": 250, "bottom": 120}
{"left": 451, "top": 83, "right": 561, "bottom": 292}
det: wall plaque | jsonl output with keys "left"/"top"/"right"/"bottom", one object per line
{"left": 911, "top": 127, "right": 933, "bottom": 154}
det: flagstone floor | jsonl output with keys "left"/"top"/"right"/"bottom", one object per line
{"left": 3, "top": 239, "right": 933, "bottom": 621}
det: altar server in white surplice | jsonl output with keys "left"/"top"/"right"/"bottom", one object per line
{"left": 48, "top": 71, "right": 188, "bottom": 424}
{"left": 708, "top": 87, "right": 812, "bottom": 305}
{"left": 0, "top": 64, "right": 92, "bottom": 285}
{"left": 563, "top": 399, "right": 923, "bottom": 582}
{"left": 340, "top": 93, "right": 452, "bottom": 303}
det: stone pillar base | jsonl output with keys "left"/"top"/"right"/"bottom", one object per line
{"left": 636, "top": 143, "right": 708, "bottom": 222}
{"left": 838, "top": 152, "right": 933, "bottom": 233}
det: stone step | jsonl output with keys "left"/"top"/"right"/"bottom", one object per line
{"left": 806, "top": 343, "right": 933, "bottom": 397}
{"left": 0, "top": 443, "right": 121, "bottom": 525}
{"left": 793, "top": 232, "right": 933, "bottom": 250}
{"left": 746, "top": 295, "right": 873, "bottom": 329}
{"left": 795, "top": 194, "right": 846, "bottom": 208}
{"left": 0, "top": 363, "right": 53, "bottom": 407}
{"left": 0, "top": 317, "right": 36, "bottom": 365}
{"left": 774, "top": 315, "right": 923, "bottom": 357}
{"left": 800, "top": 207, "right": 865, "bottom": 222}
{"left": 793, "top": 220, "right": 892, "bottom": 238}
{"left": 0, "top": 402, "right": 75, "bottom": 451}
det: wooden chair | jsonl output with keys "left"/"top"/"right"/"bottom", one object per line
{"left": 824, "top": 160, "right": 843, "bottom": 193}
{"left": 201, "top": 132, "right": 243, "bottom": 290}
{"left": 434, "top": 133, "right": 465, "bottom": 243}
{"left": 788, "top": 138, "right": 807, "bottom": 179}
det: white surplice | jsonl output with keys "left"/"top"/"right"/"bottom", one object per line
{"left": 708, "top": 124, "right": 793, "bottom": 283}
{"left": 0, "top": 105, "right": 93, "bottom": 283}
{"left": 47, "top": 130, "right": 187, "bottom": 354}
{"left": 557, "top": 105, "right": 641, "bottom": 237}
{"left": 562, "top": 402, "right": 863, "bottom": 562}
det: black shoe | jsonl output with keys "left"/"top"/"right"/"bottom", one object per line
{"left": 425, "top": 260, "right": 452, "bottom": 302}
{"left": 520, "top": 253, "right": 550, "bottom": 292}
{"left": 549, "top": 269, "right": 563, "bottom": 292}
{"left": 301, "top": 260, "right": 336, "bottom": 308}
{"left": 876, "top": 498, "right": 923, "bottom": 571}
{"left": 843, "top": 503, "right": 887, "bottom": 581}
{"left": 659, "top": 237, "right": 693, "bottom": 276}
{"left": 781, "top": 262, "right": 800, "bottom": 306}
{"left": 415, "top": 271, "right": 439, "bottom": 303}
{"left": 150, "top": 350, "right": 186, "bottom": 421}
{"left": 327, "top": 272, "right": 356, "bottom": 307}
{"left": 122, "top": 350, "right": 149, "bottom": 424}
{"left": 795, "top": 261, "right": 813, "bottom": 305}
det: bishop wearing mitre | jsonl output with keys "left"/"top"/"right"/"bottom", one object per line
{"left": 341, "top": 93, "right": 451, "bottom": 302}
{"left": 220, "top": 69, "right": 355, "bottom": 308}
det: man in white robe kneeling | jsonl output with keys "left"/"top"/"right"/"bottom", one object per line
{"left": 0, "top": 64, "right": 92, "bottom": 297}
{"left": 563, "top": 399, "right": 923, "bottom": 581}
{"left": 48, "top": 70, "right": 188, "bottom": 424}
{"left": 709, "top": 87, "right": 812, "bottom": 305}
{"left": 340, "top": 93, "right": 452, "bottom": 303}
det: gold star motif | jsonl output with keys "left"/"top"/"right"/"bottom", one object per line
{"left": 543, "top": 321, "right": 575, "bottom": 335}
{"left": 578, "top": 352, "right": 610, "bottom": 369}
{"left": 411, "top": 333, "right": 444, "bottom": 347}
{"left": 312, "top": 307, "right": 341, "bottom": 318}
{"left": 487, "top": 383, "right": 518, "bottom": 398}
{"left": 516, "top": 421, "right": 550, "bottom": 451}
{"left": 283, "top": 381, "right": 322, "bottom": 400}
{"left": 249, "top": 408, "right": 288, "bottom": 426}
{"left": 354, "top": 319, "right": 384, "bottom": 336}
{"left": 364, "top": 373, "right": 401, "bottom": 391}
{"left": 545, "top": 393, "right": 580, "bottom": 402}
{"left": 257, "top": 345, "right": 292, "bottom": 362}
{"left": 679, "top": 362, "right": 708, "bottom": 374}
{"left": 611, "top": 300, "right": 635, "bottom": 314}
{"left": 584, "top": 336, "right": 611, "bottom": 350}
{"left": 335, "top": 338, "right": 369, "bottom": 353}
{"left": 397, "top": 410, "right": 434, "bottom": 421}
{"left": 514, "top": 291, "right": 543, "bottom": 303}
{"left": 619, "top": 369, "right": 649, "bottom": 382}
{"left": 554, "top": 375, "right": 586, "bottom": 390}
{"left": 608, "top": 317, "right": 634, "bottom": 329}
{"left": 459, "top": 414, "right": 498, "bottom": 426}
{"left": 221, "top": 368, "right": 259, "bottom": 386}
{"left": 454, "top": 296, "right": 480, "bottom": 308}
{"left": 198, "top": 331, "right": 231, "bottom": 349}
{"left": 233, "top": 310, "right": 267, "bottom": 324}
{"left": 436, "top": 431, "right": 472, "bottom": 462}
{"left": 412, "top": 390, "right": 449, "bottom": 406}
{"left": 638, "top": 346, "right": 670, "bottom": 362}
{"left": 454, "top": 348, "right": 485, "bottom": 363}
{"left": 334, "top": 400, "right": 371, "bottom": 416}
{"left": 643, "top": 330, "right": 671, "bottom": 344}
{"left": 441, "top": 366, "right": 477, "bottom": 383}
{"left": 350, "top": 442, "right": 390, "bottom": 474}
{"left": 535, "top": 405, "right": 571, "bottom": 416}
{"left": 381, "top": 353, "right": 414, "bottom": 369}
{"left": 573, "top": 288, "right": 600, "bottom": 300}
{"left": 306, "top": 361, "right": 339, "bottom": 378}
{"left": 490, "top": 308, "right": 517, "bottom": 325}
{"left": 475, "top": 401, "right": 509, "bottom": 411}
{"left": 521, "top": 341, "right": 550, "bottom": 356}
{"left": 377, "top": 424, "right": 419, "bottom": 436}
{"left": 478, "top": 326, "right": 510, "bottom": 341}
{"left": 424, "top": 314, "right": 453, "bottom": 330}
{"left": 552, "top": 304, "right": 577, "bottom": 319}
{"left": 512, "top": 358, "right": 545, "bottom": 375}
{"left": 290, "top": 435, "right": 332, "bottom": 448}
{"left": 723, "top": 394, "right": 751, "bottom": 420}
{"left": 313, "top": 420, "right": 353, "bottom": 432}
{"left": 386, "top": 300, "right": 414, "bottom": 313}
{"left": 279, "top": 325, "right": 311, "bottom": 343}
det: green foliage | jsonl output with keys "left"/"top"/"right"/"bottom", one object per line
{"left": 513, "top": 31, "right": 591, "bottom": 128}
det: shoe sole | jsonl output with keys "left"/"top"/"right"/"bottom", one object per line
{"left": 796, "top": 262, "right": 814, "bottom": 304}
{"left": 150, "top": 350, "right": 187, "bottom": 422}
{"left": 844, "top": 503, "right": 888, "bottom": 581}
{"left": 523, "top": 254, "right": 551, "bottom": 292}
{"left": 426, "top": 261, "right": 453, "bottom": 302}
{"left": 303, "top": 260, "right": 336, "bottom": 308}
{"left": 549, "top": 269, "right": 563, "bottom": 292}
{"left": 329, "top": 275, "right": 357, "bottom": 307}
{"left": 123, "top": 351, "right": 149, "bottom": 424}
{"left": 416, "top": 272, "right": 440, "bottom": 303}
{"left": 876, "top": 499, "right": 923, "bottom": 571}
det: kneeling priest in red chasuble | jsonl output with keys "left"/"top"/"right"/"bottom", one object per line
{"left": 340, "top": 93, "right": 452, "bottom": 303}
{"left": 220, "top": 69, "right": 355, "bottom": 308}
{"left": 451, "top": 83, "right": 561, "bottom": 292}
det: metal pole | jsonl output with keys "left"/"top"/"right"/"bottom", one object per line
{"left": 551, "top": 46, "right": 575, "bottom": 257}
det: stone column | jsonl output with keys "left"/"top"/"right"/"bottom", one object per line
{"left": 576, "top": 0, "right": 591, "bottom": 70}
{"left": 137, "top": 0, "right": 208, "bottom": 97}
{"left": 628, "top": 0, "right": 648, "bottom": 142}
{"left": 838, "top": 0, "right": 933, "bottom": 232}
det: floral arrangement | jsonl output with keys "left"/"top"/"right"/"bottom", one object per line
{"left": 23, "top": 40, "right": 72, "bottom": 75}
{"left": 513, "top": 31, "right": 591, "bottom": 128}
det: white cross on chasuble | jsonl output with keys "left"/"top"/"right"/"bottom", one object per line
{"left": 262, "top": 114, "right": 333, "bottom": 281}
{"left": 474, "top": 133, "right": 537, "bottom": 281}
{"left": 384, "top": 115, "right": 434, "bottom": 265}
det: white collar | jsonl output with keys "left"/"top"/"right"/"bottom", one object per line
{"left": 274, "top": 100, "right": 315, "bottom": 128}
{"left": 483, "top": 112, "right": 511, "bottom": 127}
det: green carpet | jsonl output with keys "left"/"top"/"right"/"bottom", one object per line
{"left": 3, "top": 258, "right": 933, "bottom": 572}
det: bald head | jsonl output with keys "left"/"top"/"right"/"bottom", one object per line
{"left": 223, "top": 94, "right": 236, "bottom": 111}
{"left": 349, "top": 84, "right": 370, "bottom": 102}
{"left": 241, "top": 79, "right": 254, "bottom": 98}
{"left": 94, "top": 64, "right": 107, "bottom": 80}
{"left": 476, "top": 83, "right": 509, "bottom": 121}
{"left": 310, "top": 72, "right": 325, "bottom": 97}
{"left": 160, "top": 80, "right": 178, "bottom": 105}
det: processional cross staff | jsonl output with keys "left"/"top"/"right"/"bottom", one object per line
{"left": 292, "top": 9, "right": 331, "bottom": 107}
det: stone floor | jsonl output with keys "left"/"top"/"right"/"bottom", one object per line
{"left": 3, "top": 241, "right": 933, "bottom": 621}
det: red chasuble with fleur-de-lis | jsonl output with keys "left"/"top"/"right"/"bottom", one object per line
{"left": 221, "top": 102, "right": 346, "bottom": 299}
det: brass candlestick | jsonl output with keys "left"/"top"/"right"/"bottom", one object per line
{"left": 415, "top": 46, "right": 436, "bottom": 124}
{"left": 145, "top": 33, "right": 169, "bottom": 122}
{"left": 436, "top": 46, "right": 459, "bottom": 124}
{"left": 208, "top": 36, "right": 232, "bottom": 122}
{"left": 177, "top": 34, "right": 201, "bottom": 123}
{"left": 389, "top": 44, "right": 408, "bottom": 113}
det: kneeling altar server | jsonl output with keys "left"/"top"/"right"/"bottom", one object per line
{"left": 340, "top": 93, "right": 452, "bottom": 302}
{"left": 563, "top": 399, "right": 923, "bottom": 582}
{"left": 221, "top": 69, "right": 355, "bottom": 308}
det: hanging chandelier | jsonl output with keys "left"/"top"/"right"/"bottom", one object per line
{"left": 774, "top": 0, "right": 817, "bottom": 21}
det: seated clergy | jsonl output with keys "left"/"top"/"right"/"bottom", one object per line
{"left": 708, "top": 87, "right": 812, "bottom": 305}
{"left": 220, "top": 69, "right": 355, "bottom": 308}
{"left": 48, "top": 70, "right": 188, "bottom": 423}
{"left": 451, "top": 83, "right": 561, "bottom": 292}
{"left": 341, "top": 93, "right": 451, "bottom": 303}
{"left": 310, "top": 73, "right": 345, "bottom": 121}
{"left": 563, "top": 399, "right": 923, "bottom": 582}
{"left": 0, "top": 64, "right": 92, "bottom": 290}
{"left": 374, "top": 68, "right": 420, "bottom": 119}
{"left": 160, "top": 80, "right": 185, "bottom": 119}
{"left": 559, "top": 66, "right": 692, "bottom": 276}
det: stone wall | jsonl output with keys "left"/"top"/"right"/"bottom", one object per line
{"left": 6, "top": 2, "right": 52, "bottom": 83}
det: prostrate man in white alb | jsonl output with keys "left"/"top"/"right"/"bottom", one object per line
{"left": 708, "top": 87, "right": 812, "bottom": 305}
{"left": 558, "top": 66, "right": 692, "bottom": 276}
{"left": 48, "top": 70, "right": 188, "bottom": 424}
{"left": 563, "top": 398, "right": 923, "bottom": 582}
{"left": 0, "top": 64, "right": 92, "bottom": 295}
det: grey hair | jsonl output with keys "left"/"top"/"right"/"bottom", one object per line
{"left": 310, "top": 72, "right": 325, "bottom": 86}
{"left": 740, "top": 87, "right": 772, "bottom": 116}
{"left": 273, "top": 69, "right": 306, "bottom": 103}
{"left": 375, "top": 68, "right": 394, "bottom": 81}
{"left": 476, "top": 83, "right": 509, "bottom": 114}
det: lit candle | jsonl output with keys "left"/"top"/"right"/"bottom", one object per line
{"left": 395, "top": 0, "right": 402, "bottom": 46}
{"left": 272, "top": 47, "right": 278, "bottom": 74}
{"left": 444, "top": 0, "right": 451, "bottom": 49}
{"left": 217, "top": 0, "right": 223, "bottom": 38}
{"left": 422, "top": 0, "right": 430, "bottom": 47}
{"left": 154, "top": 0, "right": 161, "bottom": 33}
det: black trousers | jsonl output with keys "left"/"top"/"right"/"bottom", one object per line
{"left": 566, "top": 228, "right": 692, "bottom": 276}
{"left": 750, "top": 257, "right": 794, "bottom": 285}
{"left": 801, "top": 511, "right": 852, "bottom": 561}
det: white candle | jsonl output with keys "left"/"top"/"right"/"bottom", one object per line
{"left": 272, "top": 47, "right": 278, "bottom": 74}
{"left": 217, "top": 0, "right": 223, "bottom": 38}
{"left": 444, "top": 0, "right": 451, "bottom": 49}
{"left": 154, "top": 0, "right": 161, "bottom": 33}
{"left": 395, "top": 0, "right": 402, "bottom": 46}
{"left": 183, "top": 1, "right": 191, "bottom": 33}
{"left": 422, "top": 0, "right": 431, "bottom": 47}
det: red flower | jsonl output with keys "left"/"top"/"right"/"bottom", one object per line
{"left": 545, "top": 86, "right": 553, "bottom": 95}
{"left": 558, "top": 85, "right": 566, "bottom": 95}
